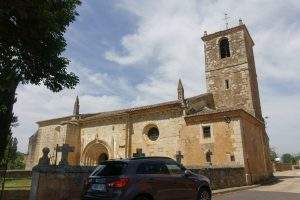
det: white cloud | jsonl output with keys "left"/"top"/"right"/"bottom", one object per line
{"left": 13, "top": 62, "right": 129, "bottom": 152}
{"left": 13, "top": 0, "right": 300, "bottom": 154}
{"left": 263, "top": 91, "right": 300, "bottom": 155}
{"left": 107, "top": 0, "right": 206, "bottom": 103}
{"left": 105, "top": 0, "right": 300, "bottom": 154}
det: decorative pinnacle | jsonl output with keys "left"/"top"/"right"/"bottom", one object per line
{"left": 177, "top": 79, "right": 187, "bottom": 114}
{"left": 178, "top": 79, "right": 184, "bottom": 91}
{"left": 177, "top": 79, "right": 185, "bottom": 101}
{"left": 73, "top": 95, "right": 79, "bottom": 115}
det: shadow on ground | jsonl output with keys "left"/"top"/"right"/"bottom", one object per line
{"left": 214, "top": 190, "right": 300, "bottom": 200}
{"left": 276, "top": 175, "right": 300, "bottom": 179}
{"left": 260, "top": 177, "right": 282, "bottom": 186}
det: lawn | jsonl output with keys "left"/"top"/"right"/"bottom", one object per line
{"left": 2, "top": 178, "right": 31, "bottom": 190}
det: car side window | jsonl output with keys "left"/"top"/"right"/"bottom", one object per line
{"left": 165, "top": 161, "right": 185, "bottom": 174}
{"left": 136, "top": 161, "right": 169, "bottom": 174}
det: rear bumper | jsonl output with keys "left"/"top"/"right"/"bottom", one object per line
{"left": 82, "top": 192, "right": 133, "bottom": 200}
{"left": 82, "top": 193, "right": 116, "bottom": 200}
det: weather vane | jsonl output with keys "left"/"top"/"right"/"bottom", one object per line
{"left": 224, "top": 13, "right": 230, "bottom": 29}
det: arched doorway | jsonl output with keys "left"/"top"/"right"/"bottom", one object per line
{"left": 81, "top": 140, "right": 110, "bottom": 166}
{"left": 98, "top": 153, "right": 108, "bottom": 164}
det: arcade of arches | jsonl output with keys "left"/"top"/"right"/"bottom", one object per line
{"left": 81, "top": 141, "right": 109, "bottom": 166}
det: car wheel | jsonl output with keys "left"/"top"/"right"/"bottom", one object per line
{"left": 134, "top": 195, "right": 151, "bottom": 200}
{"left": 198, "top": 187, "right": 211, "bottom": 200}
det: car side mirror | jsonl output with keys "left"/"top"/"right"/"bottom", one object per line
{"left": 184, "top": 170, "right": 192, "bottom": 177}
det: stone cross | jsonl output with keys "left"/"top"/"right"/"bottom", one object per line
{"left": 224, "top": 13, "right": 230, "bottom": 29}
{"left": 57, "top": 144, "right": 74, "bottom": 165}
{"left": 175, "top": 151, "right": 184, "bottom": 164}
{"left": 133, "top": 148, "right": 145, "bottom": 158}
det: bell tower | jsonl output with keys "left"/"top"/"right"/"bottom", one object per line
{"left": 202, "top": 21, "right": 263, "bottom": 120}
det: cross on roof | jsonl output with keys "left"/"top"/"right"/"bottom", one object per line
{"left": 133, "top": 148, "right": 145, "bottom": 158}
{"left": 224, "top": 13, "right": 230, "bottom": 29}
{"left": 57, "top": 144, "right": 74, "bottom": 165}
{"left": 175, "top": 151, "right": 184, "bottom": 164}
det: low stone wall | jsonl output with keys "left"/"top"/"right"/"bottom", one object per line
{"left": 190, "top": 167, "right": 247, "bottom": 189}
{"left": 273, "top": 163, "right": 293, "bottom": 172}
{"left": 0, "top": 170, "right": 32, "bottom": 178}
{"left": 29, "top": 165, "right": 95, "bottom": 200}
{"left": 293, "top": 165, "right": 300, "bottom": 170}
{"left": 28, "top": 165, "right": 258, "bottom": 199}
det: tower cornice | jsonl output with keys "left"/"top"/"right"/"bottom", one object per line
{"left": 201, "top": 24, "right": 254, "bottom": 46}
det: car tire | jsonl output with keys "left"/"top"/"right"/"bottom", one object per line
{"left": 198, "top": 187, "right": 211, "bottom": 200}
{"left": 134, "top": 195, "right": 151, "bottom": 200}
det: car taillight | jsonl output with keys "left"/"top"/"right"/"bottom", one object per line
{"left": 107, "top": 178, "right": 129, "bottom": 188}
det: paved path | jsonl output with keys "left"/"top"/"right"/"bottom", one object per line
{"left": 214, "top": 170, "right": 300, "bottom": 200}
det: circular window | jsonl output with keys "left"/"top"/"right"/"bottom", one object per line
{"left": 147, "top": 127, "right": 159, "bottom": 141}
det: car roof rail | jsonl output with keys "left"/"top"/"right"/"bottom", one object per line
{"left": 130, "top": 156, "right": 173, "bottom": 160}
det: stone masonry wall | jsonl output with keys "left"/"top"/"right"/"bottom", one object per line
{"left": 181, "top": 118, "right": 245, "bottom": 168}
{"left": 206, "top": 63, "right": 254, "bottom": 115}
{"left": 25, "top": 133, "right": 38, "bottom": 170}
{"left": 80, "top": 107, "right": 183, "bottom": 162}
{"left": 80, "top": 117, "right": 127, "bottom": 161}
{"left": 241, "top": 118, "right": 272, "bottom": 183}
{"left": 26, "top": 118, "right": 77, "bottom": 169}
{"left": 32, "top": 124, "right": 66, "bottom": 166}
{"left": 273, "top": 163, "right": 293, "bottom": 172}
{"left": 244, "top": 33, "right": 263, "bottom": 120}
{"left": 29, "top": 165, "right": 95, "bottom": 200}
{"left": 29, "top": 165, "right": 245, "bottom": 200}
{"left": 191, "top": 167, "right": 247, "bottom": 189}
{"left": 130, "top": 108, "right": 183, "bottom": 159}
{"left": 203, "top": 25, "right": 262, "bottom": 119}
{"left": 26, "top": 125, "right": 63, "bottom": 169}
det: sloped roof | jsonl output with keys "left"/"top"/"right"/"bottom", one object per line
{"left": 36, "top": 93, "right": 213, "bottom": 125}
{"left": 81, "top": 93, "right": 213, "bottom": 121}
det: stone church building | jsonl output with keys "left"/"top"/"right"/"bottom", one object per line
{"left": 26, "top": 22, "right": 273, "bottom": 183}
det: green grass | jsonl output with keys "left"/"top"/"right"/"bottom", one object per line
{"left": 1, "top": 178, "right": 31, "bottom": 190}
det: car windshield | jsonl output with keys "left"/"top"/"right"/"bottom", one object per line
{"left": 165, "top": 160, "right": 186, "bottom": 174}
{"left": 91, "top": 161, "right": 127, "bottom": 177}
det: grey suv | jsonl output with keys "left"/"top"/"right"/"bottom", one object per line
{"left": 82, "top": 157, "right": 211, "bottom": 200}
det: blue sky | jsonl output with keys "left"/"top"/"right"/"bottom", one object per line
{"left": 13, "top": 0, "right": 300, "bottom": 155}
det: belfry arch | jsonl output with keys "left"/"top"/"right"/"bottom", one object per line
{"left": 81, "top": 140, "right": 111, "bottom": 166}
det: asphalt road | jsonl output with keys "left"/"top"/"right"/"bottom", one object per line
{"left": 214, "top": 170, "right": 300, "bottom": 200}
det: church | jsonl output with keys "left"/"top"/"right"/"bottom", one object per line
{"left": 25, "top": 21, "right": 273, "bottom": 184}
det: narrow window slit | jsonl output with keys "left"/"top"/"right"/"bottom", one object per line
{"left": 225, "top": 79, "right": 229, "bottom": 89}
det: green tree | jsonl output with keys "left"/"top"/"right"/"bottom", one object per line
{"left": 0, "top": 0, "right": 81, "bottom": 163}
{"left": 281, "top": 153, "right": 296, "bottom": 165}
{"left": 4, "top": 137, "right": 25, "bottom": 169}
{"left": 294, "top": 153, "right": 300, "bottom": 164}
{"left": 6, "top": 137, "right": 17, "bottom": 168}
{"left": 12, "top": 152, "right": 26, "bottom": 169}
{"left": 269, "top": 147, "right": 278, "bottom": 162}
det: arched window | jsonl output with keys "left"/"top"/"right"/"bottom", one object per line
{"left": 219, "top": 38, "right": 230, "bottom": 58}
{"left": 98, "top": 153, "right": 108, "bottom": 164}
